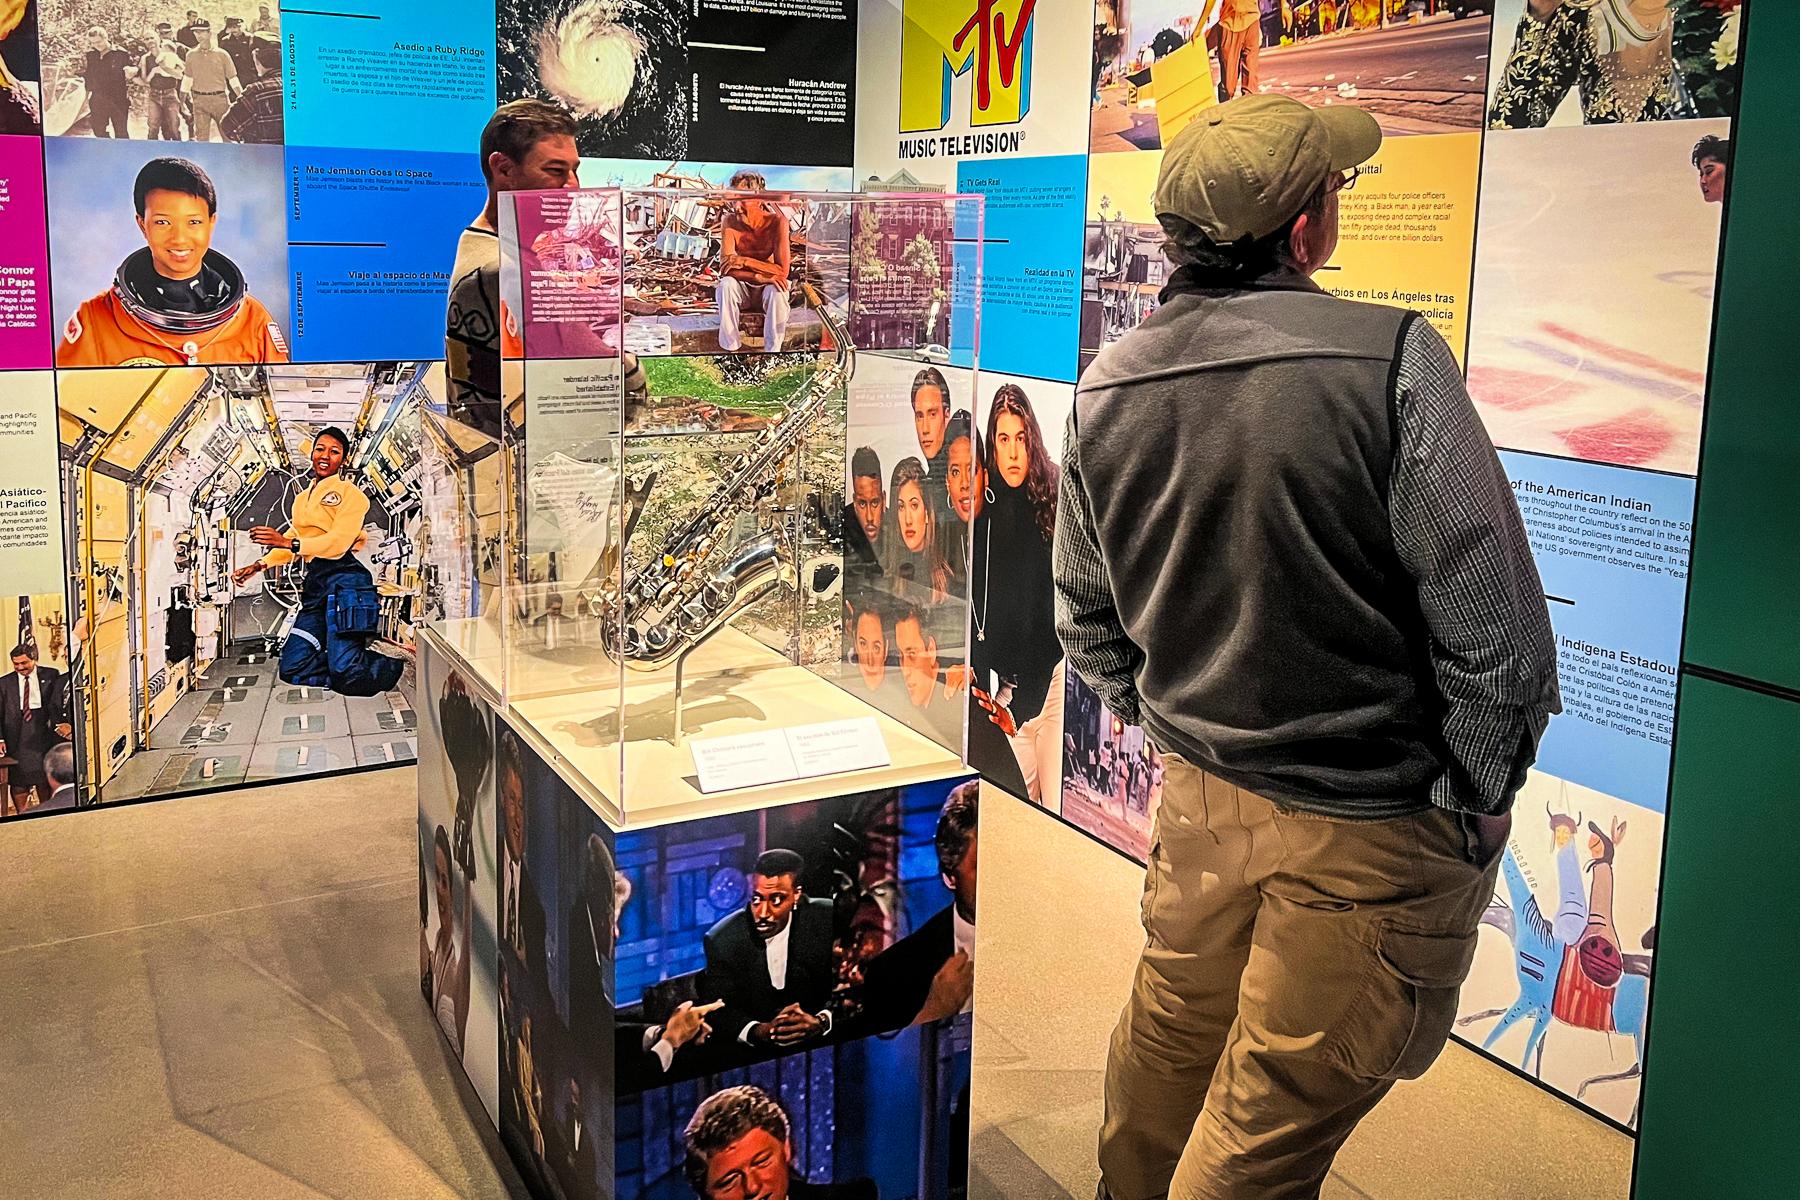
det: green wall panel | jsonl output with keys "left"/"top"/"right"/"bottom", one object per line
{"left": 1679, "top": 0, "right": 1800, "bottom": 694}
{"left": 1633, "top": 677, "right": 1800, "bottom": 1197}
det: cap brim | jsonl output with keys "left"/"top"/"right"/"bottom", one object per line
{"left": 1315, "top": 105, "right": 1383, "bottom": 173}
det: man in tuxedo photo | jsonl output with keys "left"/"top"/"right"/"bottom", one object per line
{"left": 699, "top": 849, "right": 837, "bottom": 1054}
{"left": 497, "top": 729, "right": 546, "bottom": 971}
{"left": 544, "top": 1077, "right": 597, "bottom": 1200}
{"left": 854, "top": 781, "right": 977, "bottom": 1032}
{"left": 683, "top": 1085, "right": 876, "bottom": 1200}
{"left": 1, "top": 644, "right": 70, "bottom": 815}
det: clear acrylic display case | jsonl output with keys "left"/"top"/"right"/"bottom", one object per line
{"left": 420, "top": 185, "right": 982, "bottom": 822}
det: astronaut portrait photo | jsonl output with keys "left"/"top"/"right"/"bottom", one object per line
{"left": 47, "top": 138, "right": 290, "bottom": 367}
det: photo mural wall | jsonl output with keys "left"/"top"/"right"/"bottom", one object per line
{"left": 847, "top": 0, "right": 1748, "bottom": 1132}
{"left": 0, "top": 0, "right": 1748, "bottom": 1140}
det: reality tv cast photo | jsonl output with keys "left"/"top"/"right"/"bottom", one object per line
{"left": 496, "top": 716, "right": 977, "bottom": 1200}
{"left": 839, "top": 361, "right": 976, "bottom": 753}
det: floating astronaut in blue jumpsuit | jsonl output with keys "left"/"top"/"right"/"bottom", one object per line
{"left": 232, "top": 427, "right": 404, "bottom": 697}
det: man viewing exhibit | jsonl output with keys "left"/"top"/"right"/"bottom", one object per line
{"left": 1055, "top": 95, "right": 1560, "bottom": 1200}
{"left": 445, "top": 100, "right": 581, "bottom": 429}
{"left": 447, "top": 100, "right": 646, "bottom": 432}
{"left": 230, "top": 427, "right": 406, "bottom": 698}
{"left": 56, "top": 157, "right": 289, "bottom": 365}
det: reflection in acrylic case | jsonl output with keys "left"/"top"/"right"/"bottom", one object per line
{"left": 415, "top": 187, "right": 985, "bottom": 825}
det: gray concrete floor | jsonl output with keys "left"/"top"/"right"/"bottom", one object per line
{"left": 0, "top": 767, "right": 525, "bottom": 1200}
{"left": 0, "top": 765, "right": 1634, "bottom": 1200}
{"left": 970, "top": 788, "right": 1636, "bottom": 1200}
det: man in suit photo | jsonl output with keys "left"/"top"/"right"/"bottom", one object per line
{"left": 545, "top": 1077, "right": 597, "bottom": 1200}
{"left": 1, "top": 644, "right": 69, "bottom": 816}
{"left": 682, "top": 1085, "right": 877, "bottom": 1200}
{"left": 699, "top": 849, "right": 838, "bottom": 1054}
{"left": 853, "top": 781, "right": 977, "bottom": 1033}
{"left": 38, "top": 743, "right": 80, "bottom": 813}
{"left": 497, "top": 729, "right": 546, "bottom": 971}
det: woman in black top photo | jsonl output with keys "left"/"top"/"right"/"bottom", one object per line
{"left": 970, "top": 383, "right": 1065, "bottom": 806}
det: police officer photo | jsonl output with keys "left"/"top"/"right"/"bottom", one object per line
{"left": 230, "top": 427, "right": 407, "bottom": 698}
{"left": 55, "top": 155, "right": 289, "bottom": 366}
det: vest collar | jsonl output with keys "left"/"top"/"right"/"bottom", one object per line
{"left": 1158, "top": 263, "right": 1327, "bottom": 305}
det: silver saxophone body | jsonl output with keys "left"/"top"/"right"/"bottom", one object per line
{"left": 595, "top": 282, "right": 853, "bottom": 671}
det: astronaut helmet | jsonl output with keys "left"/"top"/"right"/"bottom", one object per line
{"left": 111, "top": 246, "right": 250, "bottom": 336}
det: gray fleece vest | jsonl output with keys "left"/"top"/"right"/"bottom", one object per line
{"left": 1073, "top": 279, "right": 1442, "bottom": 818}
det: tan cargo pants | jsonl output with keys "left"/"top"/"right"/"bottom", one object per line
{"left": 1099, "top": 755, "right": 1506, "bottom": 1200}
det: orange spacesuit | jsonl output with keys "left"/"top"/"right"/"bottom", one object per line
{"left": 55, "top": 247, "right": 289, "bottom": 367}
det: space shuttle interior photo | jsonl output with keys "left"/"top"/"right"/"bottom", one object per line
{"left": 53, "top": 362, "right": 436, "bottom": 805}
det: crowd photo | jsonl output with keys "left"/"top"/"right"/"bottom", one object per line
{"left": 42, "top": 2, "right": 282, "bottom": 141}
{"left": 840, "top": 365, "right": 974, "bottom": 751}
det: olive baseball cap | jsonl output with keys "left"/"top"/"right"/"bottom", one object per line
{"left": 1155, "top": 95, "right": 1382, "bottom": 243}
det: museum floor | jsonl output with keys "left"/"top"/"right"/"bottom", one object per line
{"left": 0, "top": 770, "right": 1632, "bottom": 1200}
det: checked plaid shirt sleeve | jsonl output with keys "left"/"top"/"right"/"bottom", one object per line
{"left": 1392, "top": 318, "right": 1560, "bottom": 814}
{"left": 1051, "top": 318, "right": 1560, "bottom": 815}
{"left": 1053, "top": 408, "right": 1145, "bottom": 727}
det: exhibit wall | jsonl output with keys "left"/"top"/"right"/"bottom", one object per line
{"left": 848, "top": 0, "right": 1753, "bottom": 1132}
{"left": 0, "top": 0, "right": 1760, "bottom": 1148}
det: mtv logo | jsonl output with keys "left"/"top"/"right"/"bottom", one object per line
{"left": 901, "top": 0, "right": 1037, "bottom": 133}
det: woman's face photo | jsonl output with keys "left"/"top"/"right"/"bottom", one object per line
{"left": 946, "top": 436, "right": 975, "bottom": 523}
{"left": 896, "top": 479, "right": 931, "bottom": 552}
{"left": 994, "top": 412, "right": 1030, "bottom": 490}
{"left": 137, "top": 188, "right": 217, "bottom": 282}
{"left": 311, "top": 436, "right": 345, "bottom": 477}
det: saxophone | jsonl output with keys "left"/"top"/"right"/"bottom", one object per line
{"left": 593, "top": 281, "right": 852, "bottom": 671}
